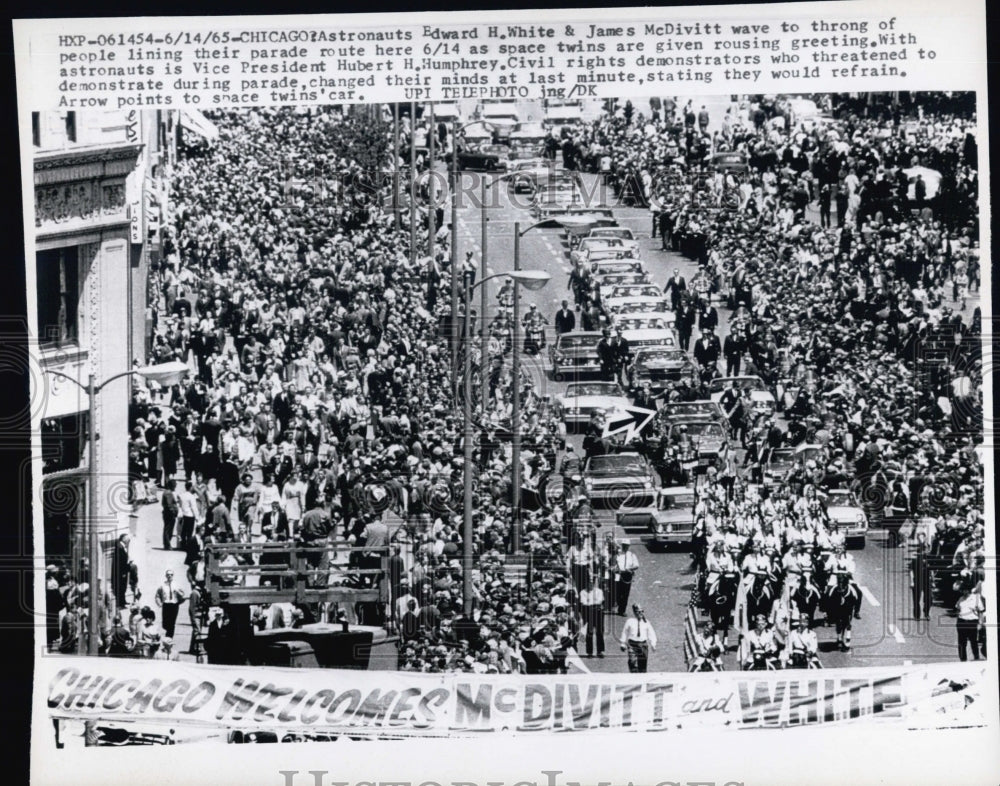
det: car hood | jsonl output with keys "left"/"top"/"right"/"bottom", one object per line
{"left": 553, "top": 345, "right": 599, "bottom": 356}
{"left": 637, "top": 357, "right": 688, "bottom": 368}
{"left": 653, "top": 508, "right": 695, "bottom": 523}
{"left": 710, "top": 390, "right": 774, "bottom": 403}
{"left": 828, "top": 505, "right": 864, "bottom": 522}
{"left": 585, "top": 473, "right": 651, "bottom": 484}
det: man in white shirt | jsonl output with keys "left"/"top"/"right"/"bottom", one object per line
{"left": 620, "top": 604, "right": 656, "bottom": 672}
{"left": 177, "top": 481, "right": 199, "bottom": 551}
{"left": 579, "top": 584, "right": 605, "bottom": 658}
{"left": 956, "top": 581, "right": 984, "bottom": 661}
{"left": 614, "top": 543, "right": 640, "bottom": 615}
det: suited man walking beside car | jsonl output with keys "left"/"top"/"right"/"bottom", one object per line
{"left": 554, "top": 300, "right": 576, "bottom": 335}
{"left": 664, "top": 269, "right": 687, "bottom": 311}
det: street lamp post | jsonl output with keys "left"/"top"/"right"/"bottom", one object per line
{"left": 510, "top": 221, "right": 551, "bottom": 553}
{"left": 450, "top": 119, "right": 495, "bottom": 393}
{"left": 460, "top": 270, "right": 550, "bottom": 614}
{"left": 43, "top": 360, "right": 190, "bottom": 655}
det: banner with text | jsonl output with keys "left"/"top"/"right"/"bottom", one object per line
{"left": 44, "top": 658, "right": 990, "bottom": 735}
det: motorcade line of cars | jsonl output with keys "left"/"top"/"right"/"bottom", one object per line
{"left": 496, "top": 153, "right": 871, "bottom": 556}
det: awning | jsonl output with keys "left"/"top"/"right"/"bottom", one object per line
{"left": 179, "top": 109, "right": 219, "bottom": 142}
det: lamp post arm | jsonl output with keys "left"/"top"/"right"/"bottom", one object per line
{"left": 518, "top": 220, "right": 551, "bottom": 237}
{"left": 44, "top": 369, "right": 90, "bottom": 393}
{"left": 468, "top": 271, "right": 515, "bottom": 295}
{"left": 94, "top": 369, "right": 140, "bottom": 395}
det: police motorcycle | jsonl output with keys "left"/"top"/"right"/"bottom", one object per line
{"left": 522, "top": 305, "right": 548, "bottom": 355}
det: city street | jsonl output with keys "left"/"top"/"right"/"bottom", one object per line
{"left": 451, "top": 165, "right": 966, "bottom": 672}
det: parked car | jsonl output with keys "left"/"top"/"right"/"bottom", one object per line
{"left": 821, "top": 487, "right": 869, "bottom": 549}
{"left": 582, "top": 451, "right": 658, "bottom": 509}
{"left": 628, "top": 346, "right": 697, "bottom": 391}
{"left": 554, "top": 381, "right": 631, "bottom": 433}
{"left": 509, "top": 122, "right": 547, "bottom": 159}
{"left": 609, "top": 297, "right": 673, "bottom": 317}
{"left": 665, "top": 420, "right": 729, "bottom": 469}
{"left": 570, "top": 236, "right": 640, "bottom": 265}
{"left": 616, "top": 486, "right": 697, "bottom": 548}
{"left": 549, "top": 331, "right": 603, "bottom": 381}
{"left": 763, "top": 447, "right": 797, "bottom": 486}
{"left": 587, "top": 227, "right": 637, "bottom": 243}
{"left": 620, "top": 327, "right": 678, "bottom": 352}
{"left": 509, "top": 159, "right": 555, "bottom": 193}
{"left": 613, "top": 314, "right": 675, "bottom": 334}
{"left": 457, "top": 143, "right": 511, "bottom": 171}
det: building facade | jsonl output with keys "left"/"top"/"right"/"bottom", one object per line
{"left": 33, "top": 110, "right": 171, "bottom": 611}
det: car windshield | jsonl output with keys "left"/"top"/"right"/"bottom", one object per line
{"left": 710, "top": 376, "right": 765, "bottom": 393}
{"left": 611, "top": 286, "right": 660, "bottom": 298}
{"left": 587, "top": 455, "right": 647, "bottom": 475}
{"left": 662, "top": 402, "right": 718, "bottom": 418}
{"left": 481, "top": 145, "right": 510, "bottom": 155}
{"left": 558, "top": 335, "right": 599, "bottom": 349}
{"left": 566, "top": 383, "right": 622, "bottom": 397}
{"left": 661, "top": 493, "right": 695, "bottom": 509}
{"left": 591, "top": 229, "right": 635, "bottom": 240}
{"left": 673, "top": 422, "right": 724, "bottom": 439}
{"left": 826, "top": 490, "right": 857, "bottom": 506}
{"left": 769, "top": 450, "right": 796, "bottom": 466}
{"left": 619, "top": 300, "right": 670, "bottom": 313}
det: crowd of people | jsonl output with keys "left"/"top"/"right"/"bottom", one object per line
{"left": 108, "top": 106, "right": 583, "bottom": 670}
{"left": 49, "top": 94, "right": 985, "bottom": 670}
{"left": 586, "top": 93, "right": 986, "bottom": 661}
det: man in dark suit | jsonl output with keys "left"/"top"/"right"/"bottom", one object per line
{"left": 597, "top": 328, "right": 615, "bottom": 381}
{"left": 632, "top": 382, "right": 662, "bottom": 415}
{"left": 218, "top": 452, "right": 241, "bottom": 507}
{"left": 268, "top": 444, "right": 295, "bottom": 492}
{"left": 554, "top": 300, "right": 576, "bottom": 335}
{"left": 723, "top": 330, "right": 746, "bottom": 376}
{"left": 699, "top": 303, "right": 719, "bottom": 334}
{"left": 664, "top": 268, "right": 687, "bottom": 311}
{"left": 675, "top": 299, "right": 696, "bottom": 351}
{"left": 693, "top": 327, "right": 721, "bottom": 372}
{"left": 261, "top": 500, "right": 290, "bottom": 539}
{"left": 272, "top": 384, "right": 294, "bottom": 435}
{"left": 610, "top": 327, "right": 631, "bottom": 386}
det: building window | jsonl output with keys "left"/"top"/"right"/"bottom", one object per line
{"left": 65, "top": 111, "right": 77, "bottom": 143}
{"left": 42, "top": 477, "right": 85, "bottom": 564}
{"left": 41, "top": 412, "right": 89, "bottom": 474}
{"left": 32, "top": 112, "right": 40, "bottom": 147}
{"left": 36, "top": 246, "right": 80, "bottom": 348}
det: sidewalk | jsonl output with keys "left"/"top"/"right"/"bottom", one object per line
{"left": 128, "top": 493, "right": 198, "bottom": 662}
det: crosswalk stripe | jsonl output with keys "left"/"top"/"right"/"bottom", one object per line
{"left": 859, "top": 585, "right": 881, "bottom": 607}
{"left": 888, "top": 624, "right": 906, "bottom": 644}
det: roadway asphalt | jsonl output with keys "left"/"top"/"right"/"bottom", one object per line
{"left": 454, "top": 163, "right": 966, "bottom": 673}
